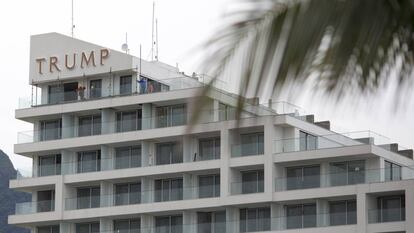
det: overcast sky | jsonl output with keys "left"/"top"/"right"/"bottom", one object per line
{"left": 0, "top": 0, "right": 413, "bottom": 172}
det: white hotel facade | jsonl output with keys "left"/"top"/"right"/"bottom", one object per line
{"left": 8, "top": 32, "right": 414, "bottom": 233}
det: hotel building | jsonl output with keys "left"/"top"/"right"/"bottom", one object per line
{"left": 8, "top": 32, "right": 414, "bottom": 233}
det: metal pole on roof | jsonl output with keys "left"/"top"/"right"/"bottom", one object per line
{"left": 71, "top": 0, "right": 75, "bottom": 37}
{"left": 151, "top": 1, "right": 155, "bottom": 61}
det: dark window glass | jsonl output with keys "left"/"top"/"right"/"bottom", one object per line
{"left": 37, "top": 225, "right": 60, "bottom": 233}
{"left": 76, "top": 186, "right": 100, "bottom": 209}
{"left": 116, "top": 110, "right": 142, "bottom": 132}
{"left": 156, "top": 105, "right": 187, "bottom": 128}
{"left": 239, "top": 132, "right": 264, "bottom": 156}
{"left": 76, "top": 222, "right": 100, "bottom": 233}
{"left": 120, "top": 75, "right": 132, "bottom": 95}
{"left": 330, "top": 200, "right": 358, "bottom": 226}
{"left": 286, "top": 165, "right": 320, "bottom": 190}
{"left": 241, "top": 170, "right": 264, "bottom": 194}
{"left": 64, "top": 82, "right": 79, "bottom": 101}
{"left": 40, "top": 119, "right": 62, "bottom": 141}
{"left": 79, "top": 115, "right": 101, "bottom": 136}
{"left": 377, "top": 195, "right": 405, "bottom": 222}
{"left": 77, "top": 150, "right": 101, "bottom": 173}
{"left": 154, "top": 178, "right": 183, "bottom": 202}
{"left": 115, "top": 146, "right": 142, "bottom": 169}
{"left": 199, "top": 137, "right": 220, "bottom": 161}
{"left": 385, "top": 161, "right": 402, "bottom": 181}
{"left": 38, "top": 154, "right": 61, "bottom": 176}
{"left": 299, "top": 131, "right": 317, "bottom": 151}
{"left": 330, "top": 160, "right": 365, "bottom": 186}
{"left": 156, "top": 142, "right": 183, "bottom": 165}
{"left": 37, "top": 190, "right": 55, "bottom": 212}
{"left": 115, "top": 182, "right": 141, "bottom": 205}
{"left": 198, "top": 174, "right": 220, "bottom": 198}
{"left": 89, "top": 79, "right": 102, "bottom": 98}
{"left": 197, "top": 211, "right": 226, "bottom": 233}
{"left": 114, "top": 218, "right": 141, "bottom": 233}
{"left": 155, "top": 215, "right": 183, "bottom": 233}
{"left": 48, "top": 85, "right": 63, "bottom": 104}
{"left": 239, "top": 207, "right": 270, "bottom": 232}
{"left": 286, "top": 203, "right": 316, "bottom": 229}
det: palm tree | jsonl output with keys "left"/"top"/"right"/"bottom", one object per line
{"left": 199, "top": 0, "right": 414, "bottom": 112}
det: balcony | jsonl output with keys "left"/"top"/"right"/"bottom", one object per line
{"left": 368, "top": 208, "right": 406, "bottom": 223}
{"left": 18, "top": 77, "right": 205, "bottom": 109}
{"left": 15, "top": 200, "right": 55, "bottom": 215}
{"left": 275, "top": 167, "right": 413, "bottom": 192}
{"left": 64, "top": 185, "right": 220, "bottom": 210}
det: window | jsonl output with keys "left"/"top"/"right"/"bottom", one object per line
{"left": 154, "top": 178, "right": 183, "bottom": 202}
{"left": 239, "top": 207, "right": 270, "bottom": 232}
{"left": 89, "top": 79, "right": 102, "bottom": 98}
{"left": 218, "top": 103, "right": 235, "bottom": 121}
{"left": 120, "top": 75, "right": 132, "bottom": 95}
{"left": 40, "top": 119, "right": 62, "bottom": 141}
{"left": 78, "top": 115, "right": 101, "bottom": 136}
{"left": 48, "top": 84, "right": 63, "bottom": 104}
{"left": 241, "top": 170, "right": 264, "bottom": 194}
{"left": 116, "top": 110, "right": 142, "bottom": 132}
{"left": 77, "top": 150, "right": 101, "bottom": 173}
{"left": 37, "top": 225, "right": 59, "bottom": 233}
{"left": 385, "top": 161, "right": 402, "bottom": 181}
{"left": 299, "top": 131, "right": 317, "bottom": 151}
{"left": 147, "top": 78, "right": 170, "bottom": 93}
{"left": 377, "top": 195, "right": 405, "bottom": 222}
{"left": 76, "top": 222, "right": 99, "bottom": 233}
{"left": 156, "top": 142, "right": 183, "bottom": 165}
{"left": 286, "top": 165, "right": 320, "bottom": 190}
{"left": 115, "top": 182, "right": 141, "bottom": 205}
{"left": 330, "top": 160, "right": 365, "bottom": 186}
{"left": 329, "top": 200, "right": 356, "bottom": 226}
{"left": 114, "top": 218, "right": 140, "bottom": 233}
{"left": 115, "top": 146, "right": 141, "bottom": 169}
{"left": 286, "top": 203, "right": 316, "bottom": 229}
{"left": 77, "top": 186, "right": 100, "bottom": 209}
{"left": 37, "top": 190, "right": 55, "bottom": 212}
{"left": 38, "top": 154, "right": 61, "bottom": 177}
{"left": 63, "top": 82, "right": 79, "bottom": 101}
{"left": 155, "top": 215, "right": 182, "bottom": 233}
{"left": 198, "top": 174, "right": 220, "bottom": 198}
{"left": 239, "top": 132, "right": 264, "bottom": 156}
{"left": 198, "top": 137, "right": 220, "bottom": 161}
{"left": 156, "top": 104, "right": 187, "bottom": 128}
{"left": 197, "top": 211, "right": 226, "bottom": 233}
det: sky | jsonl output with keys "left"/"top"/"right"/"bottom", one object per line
{"left": 0, "top": 0, "right": 413, "bottom": 172}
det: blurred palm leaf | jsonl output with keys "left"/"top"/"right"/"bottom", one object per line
{"left": 200, "top": 0, "right": 414, "bottom": 111}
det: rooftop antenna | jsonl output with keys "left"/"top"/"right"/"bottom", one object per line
{"left": 122, "top": 32, "right": 129, "bottom": 54}
{"left": 155, "top": 18, "right": 159, "bottom": 61}
{"left": 71, "top": 0, "right": 75, "bottom": 37}
{"left": 151, "top": 1, "right": 155, "bottom": 61}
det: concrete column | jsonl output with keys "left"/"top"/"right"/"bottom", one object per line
{"left": 141, "top": 214, "right": 154, "bottom": 233}
{"left": 142, "top": 103, "right": 153, "bottom": 130}
{"left": 142, "top": 141, "right": 151, "bottom": 167}
{"left": 356, "top": 189, "right": 368, "bottom": 233}
{"left": 62, "top": 114, "right": 74, "bottom": 138}
{"left": 183, "top": 210, "right": 196, "bottom": 233}
{"left": 183, "top": 173, "right": 194, "bottom": 200}
{"left": 33, "top": 121, "right": 41, "bottom": 142}
{"left": 60, "top": 222, "right": 72, "bottom": 233}
{"left": 100, "top": 181, "right": 113, "bottom": 208}
{"left": 320, "top": 162, "right": 329, "bottom": 188}
{"left": 220, "top": 128, "right": 232, "bottom": 197}
{"left": 316, "top": 199, "right": 329, "bottom": 227}
{"left": 271, "top": 203, "right": 284, "bottom": 230}
{"left": 54, "top": 176, "right": 64, "bottom": 217}
{"left": 183, "top": 136, "right": 193, "bottom": 163}
{"left": 41, "top": 85, "right": 48, "bottom": 105}
{"left": 100, "top": 217, "right": 112, "bottom": 233}
{"left": 101, "top": 145, "right": 114, "bottom": 171}
{"left": 102, "top": 108, "right": 116, "bottom": 134}
{"left": 61, "top": 150, "right": 76, "bottom": 175}
{"left": 264, "top": 117, "right": 275, "bottom": 194}
{"left": 406, "top": 185, "right": 414, "bottom": 233}
{"left": 226, "top": 207, "right": 239, "bottom": 233}
{"left": 32, "top": 156, "right": 39, "bottom": 178}
{"left": 142, "top": 177, "right": 154, "bottom": 203}
{"left": 73, "top": 116, "right": 79, "bottom": 137}
{"left": 274, "top": 164, "right": 285, "bottom": 192}
{"left": 213, "top": 99, "right": 220, "bottom": 122}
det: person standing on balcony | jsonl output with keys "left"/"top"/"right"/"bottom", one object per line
{"left": 138, "top": 76, "right": 147, "bottom": 94}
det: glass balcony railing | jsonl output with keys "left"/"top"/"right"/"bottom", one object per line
{"left": 16, "top": 109, "right": 225, "bottom": 144}
{"left": 275, "top": 167, "right": 414, "bottom": 192}
{"left": 65, "top": 185, "right": 220, "bottom": 210}
{"left": 15, "top": 200, "right": 55, "bottom": 215}
{"left": 231, "top": 143, "right": 264, "bottom": 157}
{"left": 231, "top": 181, "right": 264, "bottom": 195}
{"left": 368, "top": 208, "right": 406, "bottom": 223}
{"left": 18, "top": 77, "right": 206, "bottom": 109}
{"left": 273, "top": 136, "right": 344, "bottom": 154}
